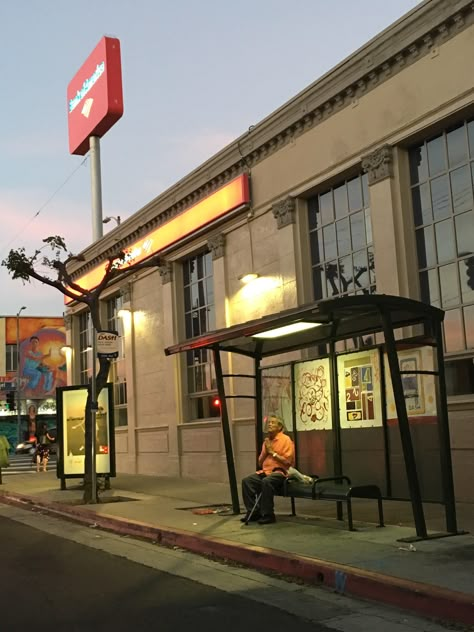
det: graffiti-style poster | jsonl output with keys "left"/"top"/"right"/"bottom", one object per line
{"left": 261, "top": 364, "right": 293, "bottom": 432}
{"left": 294, "top": 358, "right": 332, "bottom": 431}
{"left": 385, "top": 347, "right": 436, "bottom": 419}
{"left": 337, "top": 349, "right": 382, "bottom": 428}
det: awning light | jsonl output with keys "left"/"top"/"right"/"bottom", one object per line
{"left": 239, "top": 272, "right": 259, "bottom": 284}
{"left": 252, "top": 321, "right": 322, "bottom": 339}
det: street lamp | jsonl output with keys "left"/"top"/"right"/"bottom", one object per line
{"left": 102, "top": 216, "right": 121, "bottom": 226}
{"left": 16, "top": 306, "right": 27, "bottom": 445}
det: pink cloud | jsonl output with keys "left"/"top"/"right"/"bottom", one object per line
{"left": 0, "top": 190, "right": 90, "bottom": 257}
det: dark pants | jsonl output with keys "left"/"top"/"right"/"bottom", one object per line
{"left": 242, "top": 472, "right": 285, "bottom": 517}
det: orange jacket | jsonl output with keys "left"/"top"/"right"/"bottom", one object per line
{"left": 257, "top": 431, "right": 295, "bottom": 476}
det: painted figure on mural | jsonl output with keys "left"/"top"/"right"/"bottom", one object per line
{"left": 27, "top": 404, "right": 38, "bottom": 443}
{"left": 22, "top": 336, "right": 54, "bottom": 393}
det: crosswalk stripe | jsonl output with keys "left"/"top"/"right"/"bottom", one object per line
{"left": 1, "top": 454, "right": 57, "bottom": 475}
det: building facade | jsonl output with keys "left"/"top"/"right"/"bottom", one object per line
{"left": 64, "top": 0, "right": 474, "bottom": 503}
{"left": 0, "top": 316, "right": 66, "bottom": 446}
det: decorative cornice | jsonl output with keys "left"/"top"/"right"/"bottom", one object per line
{"left": 361, "top": 145, "right": 394, "bottom": 185}
{"left": 159, "top": 262, "right": 173, "bottom": 285}
{"left": 69, "top": 0, "right": 473, "bottom": 279}
{"left": 272, "top": 196, "right": 296, "bottom": 229}
{"left": 207, "top": 234, "right": 225, "bottom": 260}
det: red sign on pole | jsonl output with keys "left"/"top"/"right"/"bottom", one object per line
{"left": 67, "top": 36, "right": 124, "bottom": 156}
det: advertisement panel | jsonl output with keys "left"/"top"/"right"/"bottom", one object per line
{"left": 337, "top": 348, "right": 383, "bottom": 429}
{"left": 67, "top": 36, "right": 123, "bottom": 155}
{"left": 384, "top": 346, "right": 437, "bottom": 421}
{"left": 56, "top": 384, "right": 115, "bottom": 478}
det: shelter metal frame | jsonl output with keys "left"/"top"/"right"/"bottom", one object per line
{"left": 165, "top": 294, "right": 459, "bottom": 540}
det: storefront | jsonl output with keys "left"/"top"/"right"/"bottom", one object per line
{"left": 63, "top": 0, "right": 474, "bottom": 503}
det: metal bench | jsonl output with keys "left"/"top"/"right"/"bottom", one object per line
{"left": 280, "top": 475, "right": 385, "bottom": 531}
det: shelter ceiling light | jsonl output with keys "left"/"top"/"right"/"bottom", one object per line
{"left": 252, "top": 321, "right": 322, "bottom": 339}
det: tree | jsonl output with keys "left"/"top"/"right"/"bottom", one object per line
{"left": 2, "top": 236, "right": 161, "bottom": 503}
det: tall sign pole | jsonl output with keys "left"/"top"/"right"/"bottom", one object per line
{"left": 90, "top": 136, "right": 103, "bottom": 241}
{"left": 67, "top": 36, "right": 123, "bottom": 502}
{"left": 90, "top": 328, "right": 98, "bottom": 502}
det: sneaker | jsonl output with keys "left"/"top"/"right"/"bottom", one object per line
{"left": 258, "top": 514, "right": 276, "bottom": 525}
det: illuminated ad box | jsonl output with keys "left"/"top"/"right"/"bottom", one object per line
{"left": 67, "top": 36, "right": 124, "bottom": 155}
{"left": 56, "top": 384, "right": 116, "bottom": 478}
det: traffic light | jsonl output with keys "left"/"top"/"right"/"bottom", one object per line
{"left": 466, "top": 256, "right": 474, "bottom": 291}
{"left": 6, "top": 390, "right": 16, "bottom": 411}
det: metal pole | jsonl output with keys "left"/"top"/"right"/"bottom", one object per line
{"left": 90, "top": 136, "right": 103, "bottom": 242}
{"left": 433, "top": 318, "right": 458, "bottom": 533}
{"left": 212, "top": 347, "right": 240, "bottom": 514}
{"left": 16, "top": 307, "right": 26, "bottom": 445}
{"left": 380, "top": 308, "right": 427, "bottom": 539}
{"left": 91, "top": 326, "right": 97, "bottom": 503}
{"left": 89, "top": 134, "right": 103, "bottom": 498}
{"left": 329, "top": 340, "right": 344, "bottom": 522}
{"left": 254, "top": 356, "right": 262, "bottom": 469}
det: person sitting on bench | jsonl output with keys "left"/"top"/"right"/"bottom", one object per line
{"left": 241, "top": 414, "right": 295, "bottom": 525}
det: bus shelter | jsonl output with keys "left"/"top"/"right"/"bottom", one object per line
{"left": 165, "top": 294, "right": 459, "bottom": 540}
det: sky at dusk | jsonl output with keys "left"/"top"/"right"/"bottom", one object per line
{"left": 1, "top": 0, "right": 421, "bottom": 317}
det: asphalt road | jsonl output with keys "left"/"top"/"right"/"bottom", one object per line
{"left": 0, "top": 513, "right": 333, "bottom": 632}
{"left": 0, "top": 504, "right": 458, "bottom": 632}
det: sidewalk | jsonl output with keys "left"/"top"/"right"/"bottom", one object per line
{"left": 1, "top": 471, "right": 473, "bottom": 626}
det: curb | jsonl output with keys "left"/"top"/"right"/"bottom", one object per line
{"left": 1, "top": 491, "right": 473, "bottom": 626}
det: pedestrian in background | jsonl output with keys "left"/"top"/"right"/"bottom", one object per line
{"left": 35, "top": 423, "right": 55, "bottom": 473}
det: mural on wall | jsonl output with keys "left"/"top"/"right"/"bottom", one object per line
{"left": 19, "top": 325, "right": 66, "bottom": 398}
{"left": 261, "top": 364, "right": 293, "bottom": 431}
{"left": 294, "top": 358, "right": 332, "bottom": 431}
{"left": 385, "top": 347, "right": 437, "bottom": 420}
{"left": 4, "top": 318, "right": 66, "bottom": 400}
{"left": 337, "top": 348, "right": 383, "bottom": 428}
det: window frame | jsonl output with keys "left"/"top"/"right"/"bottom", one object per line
{"left": 307, "top": 172, "right": 375, "bottom": 302}
{"left": 182, "top": 250, "right": 219, "bottom": 422}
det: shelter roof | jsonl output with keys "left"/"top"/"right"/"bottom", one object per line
{"left": 165, "top": 294, "right": 443, "bottom": 359}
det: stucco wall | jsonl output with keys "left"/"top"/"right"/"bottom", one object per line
{"left": 66, "top": 6, "right": 474, "bottom": 506}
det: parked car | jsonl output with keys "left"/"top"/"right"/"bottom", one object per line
{"left": 15, "top": 440, "right": 36, "bottom": 455}
{"left": 15, "top": 428, "right": 57, "bottom": 456}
